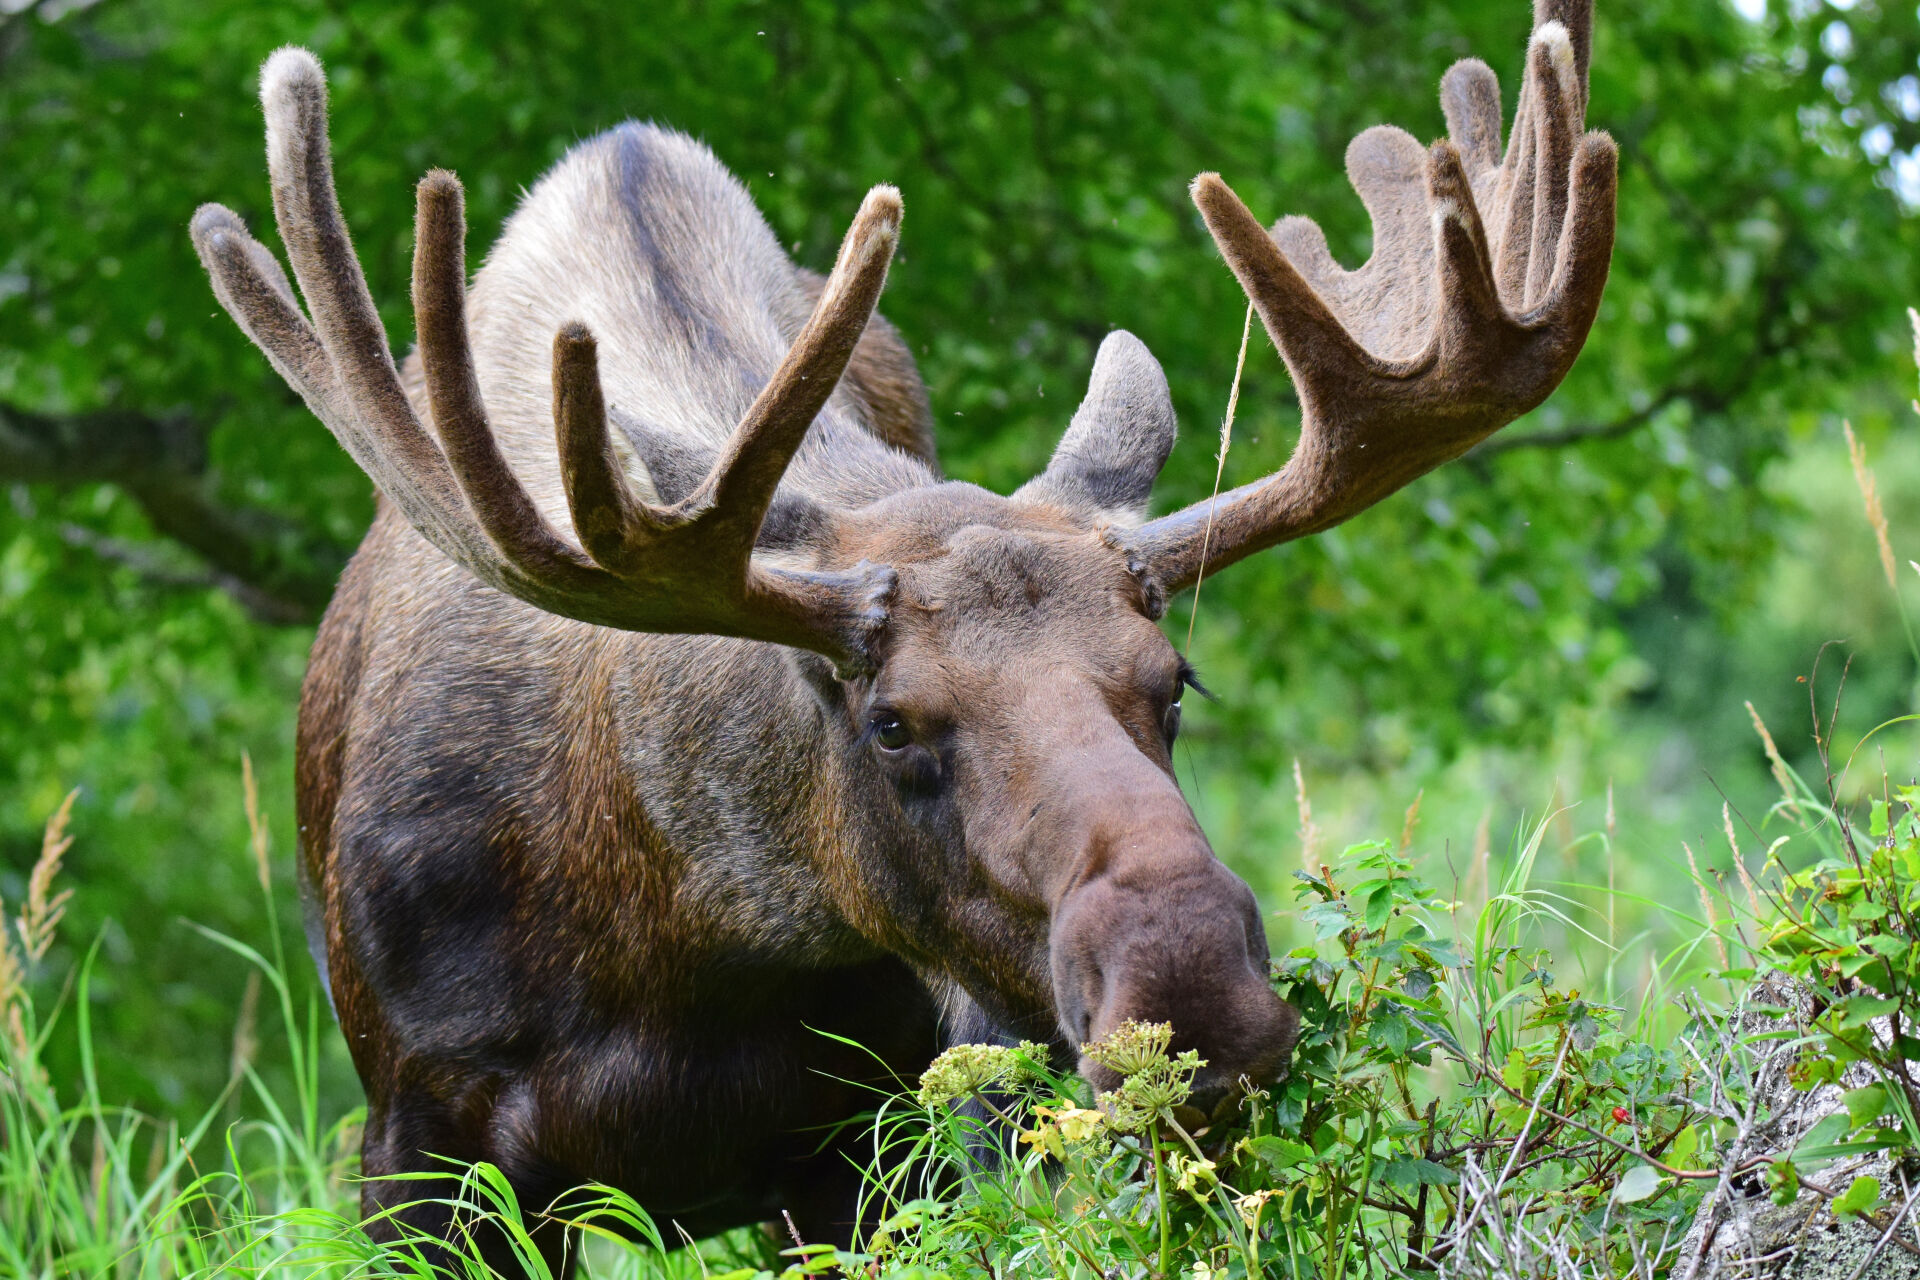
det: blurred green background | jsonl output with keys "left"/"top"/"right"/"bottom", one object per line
{"left": 2, "top": 0, "right": 1917, "bottom": 1118}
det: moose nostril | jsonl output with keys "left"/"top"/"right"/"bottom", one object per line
{"left": 1186, "top": 1084, "right": 1228, "bottom": 1118}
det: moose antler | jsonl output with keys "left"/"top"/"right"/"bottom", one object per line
{"left": 1129, "top": 0, "right": 1616, "bottom": 592}
{"left": 191, "top": 48, "right": 899, "bottom": 669}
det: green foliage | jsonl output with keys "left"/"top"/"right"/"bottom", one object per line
{"left": 869, "top": 828, "right": 1729, "bottom": 1277}
{"left": 1754, "top": 782, "right": 1920, "bottom": 1196}
{"left": 10, "top": 739, "right": 1920, "bottom": 1276}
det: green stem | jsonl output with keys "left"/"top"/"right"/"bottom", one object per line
{"left": 1153, "top": 1124, "right": 1172, "bottom": 1278}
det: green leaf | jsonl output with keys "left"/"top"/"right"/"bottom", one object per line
{"left": 1502, "top": 1049, "right": 1529, "bottom": 1094}
{"left": 1795, "top": 1112, "right": 1855, "bottom": 1157}
{"left": 1834, "top": 995, "right": 1901, "bottom": 1030}
{"left": 1791, "top": 1112, "right": 1907, "bottom": 1169}
{"left": 1302, "top": 901, "right": 1353, "bottom": 941}
{"left": 1669, "top": 1124, "right": 1700, "bottom": 1168}
{"left": 1843, "top": 1084, "right": 1889, "bottom": 1128}
{"left": 1243, "top": 1135, "right": 1313, "bottom": 1174}
{"left": 1367, "top": 1006, "right": 1411, "bottom": 1053}
{"left": 1612, "top": 1164, "right": 1664, "bottom": 1204}
{"left": 1833, "top": 1174, "right": 1882, "bottom": 1219}
{"left": 1379, "top": 1157, "right": 1459, "bottom": 1191}
{"left": 1363, "top": 883, "right": 1395, "bottom": 932}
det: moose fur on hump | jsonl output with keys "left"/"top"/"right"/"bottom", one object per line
{"left": 442, "top": 123, "right": 939, "bottom": 537}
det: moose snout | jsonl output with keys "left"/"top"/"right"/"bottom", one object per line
{"left": 1049, "top": 856, "right": 1299, "bottom": 1102}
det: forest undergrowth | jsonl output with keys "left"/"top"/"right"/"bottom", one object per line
{"left": 3, "top": 439, "right": 1918, "bottom": 1279}
{"left": 2, "top": 699, "right": 1914, "bottom": 1279}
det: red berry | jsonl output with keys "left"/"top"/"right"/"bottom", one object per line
{"left": 1612, "top": 1107, "right": 1630, "bottom": 1124}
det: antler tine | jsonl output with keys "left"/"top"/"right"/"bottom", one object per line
{"left": 1519, "top": 24, "right": 1581, "bottom": 308}
{"left": 551, "top": 324, "right": 674, "bottom": 581}
{"left": 256, "top": 49, "right": 489, "bottom": 567}
{"left": 698, "top": 186, "right": 902, "bottom": 543}
{"left": 1535, "top": 0, "right": 1594, "bottom": 99}
{"left": 190, "top": 203, "right": 349, "bottom": 429}
{"left": 543, "top": 188, "right": 906, "bottom": 653}
{"left": 1129, "top": 0, "right": 1615, "bottom": 594}
{"left": 1190, "top": 173, "right": 1391, "bottom": 403}
{"left": 411, "top": 170, "right": 606, "bottom": 590}
{"left": 1538, "top": 130, "right": 1618, "bottom": 340}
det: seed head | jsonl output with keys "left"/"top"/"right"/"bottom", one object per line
{"left": 917, "top": 1042, "right": 1018, "bottom": 1107}
{"left": 1083, "top": 1018, "right": 1173, "bottom": 1078}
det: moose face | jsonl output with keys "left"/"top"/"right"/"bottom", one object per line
{"left": 819, "top": 333, "right": 1299, "bottom": 1101}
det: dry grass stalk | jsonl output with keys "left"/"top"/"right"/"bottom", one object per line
{"left": 229, "top": 969, "right": 262, "bottom": 1085}
{"left": 0, "top": 926, "right": 20, "bottom": 1014}
{"left": 1745, "top": 701, "right": 1802, "bottom": 820}
{"left": 1466, "top": 805, "right": 1493, "bottom": 908}
{"left": 241, "top": 751, "right": 271, "bottom": 896}
{"left": 1182, "top": 303, "right": 1256, "bottom": 656}
{"left": 1683, "top": 841, "right": 1731, "bottom": 970}
{"left": 6, "top": 1004, "right": 36, "bottom": 1078}
{"left": 1844, "top": 420, "right": 1899, "bottom": 593}
{"left": 1910, "top": 306, "right": 1919, "bottom": 415}
{"left": 1400, "top": 789, "right": 1424, "bottom": 852}
{"left": 18, "top": 788, "right": 77, "bottom": 964}
{"left": 1724, "top": 803, "right": 1762, "bottom": 919}
{"left": 1293, "top": 758, "right": 1322, "bottom": 868}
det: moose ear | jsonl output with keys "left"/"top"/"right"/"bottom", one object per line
{"left": 1013, "top": 330, "right": 1176, "bottom": 526}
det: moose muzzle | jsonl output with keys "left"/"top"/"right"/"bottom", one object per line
{"left": 1049, "top": 838, "right": 1299, "bottom": 1111}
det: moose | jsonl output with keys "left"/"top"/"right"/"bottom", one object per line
{"left": 189, "top": 0, "right": 1613, "bottom": 1270}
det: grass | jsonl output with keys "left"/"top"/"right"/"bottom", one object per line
{"left": 3, "top": 753, "right": 1898, "bottom": 1279}
{"left": 2, "top": 396, "right": 1915, "bottom": 1279}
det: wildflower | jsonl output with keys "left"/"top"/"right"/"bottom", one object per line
{"left": 1234, "top": 1188, "right": 1281, "bottom": 1228}
{"left": 1020, "top": 1104, "right": 1109, "bottom": 1159}
{"left": 1083, "top": 1019, "right": 1174, "bottom": 1077}
{"left": 1051, "top": 1104, "right": 1105, "bottom": 1144}
{"left": 1172, "top": 1153, "right": 1218, "bottom": 1195}
{"left": 1101, "top": 1050, "right": 1205, "bottom": 1132}
{"left": 1018, "top": 1119, "right": 1063, "bottom": 1160}
{"left": 916, "top": 1043, "right": 1017, "bottom": 1107}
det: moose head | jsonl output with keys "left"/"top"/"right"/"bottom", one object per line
{"left": 189, "top": 0, "right": 1613, "bottom": 1176}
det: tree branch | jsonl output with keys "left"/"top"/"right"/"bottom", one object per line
{"left": 1471, "top": 391, "right": 1683, "bottom": 457}
{"left": 1, "top": 400, "right": 350, "bottom": 625}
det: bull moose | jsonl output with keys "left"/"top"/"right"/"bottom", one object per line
{"left": 188, "top": 0, "right": 1613, "bottom": 1270}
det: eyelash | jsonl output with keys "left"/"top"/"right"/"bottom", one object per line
{"left": 1177, "top": 659, "right": 1214, "bottom": 703}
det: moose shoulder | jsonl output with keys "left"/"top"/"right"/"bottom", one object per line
{"left": 191, "top": 0, "right": 1613, "bottom": 1271}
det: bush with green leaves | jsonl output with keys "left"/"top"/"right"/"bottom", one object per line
{"left": 1737, "top": 775, "right": 1920, "bottom": 1224}
{"left": 10, "top": 764, "right": 1920, "bottom": 1277}
{"left": 7, "top": 652, "right": 1920, "bottom": 1278}
{"left": 866, "top": 821, "right": 1740, "bottom": 1279}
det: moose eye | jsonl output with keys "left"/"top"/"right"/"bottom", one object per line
{"left": 871, "top": 713, "right": 912, "bottom": 751}
{"left": 1163, "top": 700, "right": 1183, "bottom": 744}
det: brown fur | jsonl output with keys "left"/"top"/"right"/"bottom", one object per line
{"left": 197, "top": 4, "right": 1612, "bottom": 1273}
